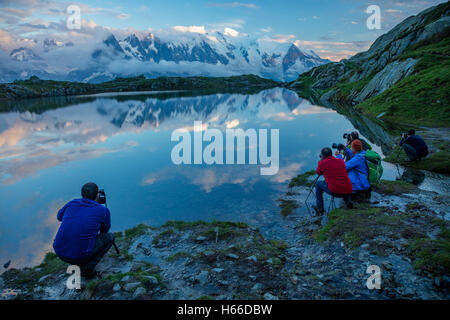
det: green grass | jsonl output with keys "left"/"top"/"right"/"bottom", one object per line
{"left": 313, "top": 206, "right": 386, "bottom": 248}
{"left": 166, "top": 251, "right": 193, "bottom": 262}
{"left": 408, "top": 227, "right": 450, "bottom": 276}
{"left": 371, "top": 179, "right": 417, "bottom": 195}
{"left": 278, "top": 199, "right": 299, "bottom": 218}
{"left": 356, "top": 35, "right": 450, "bottom": 127}
{"left": 162, "top": 220, "right": 248, "bottom": 230}
{"left": 288, "top": 170, "right": 316, "bottom": 188}
{"left": 313, "top": 203, "right": 450, "bottom": 276}
{"left": 2, "top": 252, "right": 68, "bottom": 292}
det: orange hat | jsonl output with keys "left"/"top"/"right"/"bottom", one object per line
{"left": 351, "top": 139, "right": 363, "bottom": 152}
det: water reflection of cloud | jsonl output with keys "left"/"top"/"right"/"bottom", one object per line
{"left": 9, "top": 200, "right": 64, "bottom": 268}
{"left": 0, "top": 88, "right": 324, "bottom": 185}
{"left": 0, "top": 144, "right": 133, "bottom": 185}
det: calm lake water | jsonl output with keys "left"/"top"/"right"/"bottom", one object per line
{"left": 0, "top": 88, "right": 441, "bottom": 268}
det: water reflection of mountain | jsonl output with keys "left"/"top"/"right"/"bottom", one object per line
{"left": 95, "top": 88, "right": 305, "bottom": 129}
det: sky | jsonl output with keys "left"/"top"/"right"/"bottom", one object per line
{"left": 0, "top": 0, "right": 446, "bottom": 61}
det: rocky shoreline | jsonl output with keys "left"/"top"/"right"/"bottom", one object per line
{"left": 1, "top": 179, "right": 448, "bottom": 300}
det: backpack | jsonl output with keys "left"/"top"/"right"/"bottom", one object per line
{"left": 364, "top": 150, "right": 383, "bottom": 184}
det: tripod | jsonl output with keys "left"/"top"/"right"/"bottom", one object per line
{"left": 304, "top": 175, "right": 320, "bottom": 206}
{"left": 104, "top": 200, "right": 120, "bottom": 255}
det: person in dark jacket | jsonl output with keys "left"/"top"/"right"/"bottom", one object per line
{"left": 53, "top": 182, "right": 114, "bottom": 278}
{"left": 312, "top": 147, "right": 353, "bottom": 214}
{"left": 400, "top": 129, "right": 429, "bottom": 162}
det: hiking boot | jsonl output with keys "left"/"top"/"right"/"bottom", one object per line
{"left": 311, "top": 205, "right": 324, "bottom": 215}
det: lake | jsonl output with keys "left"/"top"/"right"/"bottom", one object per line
{"left": 0, "top": 87, "right": 441, "bottom": 268}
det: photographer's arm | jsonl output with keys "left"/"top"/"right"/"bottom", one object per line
{"left": 399, "top": 136, "right": 409, "bottom": 146}
{"left": 100, "top": 207, "right": 111, "bottom": 233}
{"left": 56, "top": 203, "right": 69, "bottom": 222}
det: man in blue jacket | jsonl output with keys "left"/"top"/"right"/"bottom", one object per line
{"left": 53, "top": 182, "right": 114, "bottom": 278}
{"left": 400, "top": 129, "right": 429, "bottom": 162}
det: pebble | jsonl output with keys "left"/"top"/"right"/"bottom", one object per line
{"left": 252, "top": 283, "right": 262, "bottom": 291}
{"left": 196, "top": 271, "right": 209, "bottom": 285}
{"left": 212, "top": 268, "right": 224, "bottom": 273}
{"left": 121, "top": 275, "right": 131, "bottom": 282}
{"left": 133, "top": 287, "right": 146, "bottom": 298}
{"left": 196, "top": 236, "right": 208, "bottom": 241}
{"left": 143, "top": 276, "right": 159, "bottom": 285}
{"left": 249, "top": 275, "right": 257, "bottom": 281}
{"left": 247, "top": 255, "right": 257, "bottom": 262}
{"left": 124, "top": 282, "right": 141, "bottom": 291}
{"left": 263, "top": 292, "right": 278, "bottom": 300}
{"left": 113, "top": 283, "right": 121, "bottom": 292}
{"left": 226, "top": 253, "right": 239, "bottom": 260}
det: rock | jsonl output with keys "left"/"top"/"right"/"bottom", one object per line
{"left": 247, "top": 255, "right": 257, "bottom": 262}
{"left": 130, "top": 262, "right": 145, "bottom": 272}
{"left": 360, "top": 244, "right": 370, "bottom": 249}
{"left": 38, "top": 274, "right": 51, "bottom": 283}
{"left": 263, "top": 292, "right": 278, "bottom": 300}
{"left": 121, "top": 275, "right": 131, "bottom": 282}
{"left": 212, "top": 268, "right": 224, "bottom": 273}
{"left": 434, "top": 277, "right": 441, "bottom": 288}
{"left": 354, "top": 58, "right": 418, "bottom": 102}
{"left": 133, "top": 287, "right": 146, "bottom": 298}
{"left": 218, "top": 280, "right": 229, "bottom": 286}
{"left": 113, "top": 283, "right": 121, "bottom": 292}
{"left": 252, "top": 283, "right": 262, "bottom": 291}
{"left": 266, "top": 258, "right": 273, "bottom": 264}
{"left": 196, "top": 271, "right": 209, "bottom": 285}
{"left": 0, "top": 277, "right": 4, "bottom": 289}
{"left": 196, "top": 236, "right": 208, "bottom": 241}
{"left": 249, "top": 275, "right": 257, "bottom": 281}
{"left": 124, "top": 282, "right": 141, "bottom": 291}
{"left": 226, "top": 253, "right": 239, "bottom": 260}
{"left": 203, "top": 250, "right": 215, "bottom": 257}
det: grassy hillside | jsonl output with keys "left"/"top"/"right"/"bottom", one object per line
{"left": 356, "top": 33, "right": 450, "bottom": 127}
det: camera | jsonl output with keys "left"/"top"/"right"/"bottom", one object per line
{"left": 97, "top": 189, "right": 106, "bottom": 204}
{"left": 332, "top": 143, "right": 345, "bottom": 151}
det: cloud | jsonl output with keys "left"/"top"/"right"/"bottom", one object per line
{"left": 207, "top": 2, "right": 259, "bottom": 9}
{"left": 270, "top": 34, "right": 296, "bottom": 43}
{"left": 172, "top": 25, "right": 207, "bottom": 34}
{"left": 294, "top": 39, "right": 372, "bottom": 61}
{"left": 260, "top": 27, "right": 273, "bottom": 33}
{"left": 117, "top": 13, "right": 130, "bottom": 20}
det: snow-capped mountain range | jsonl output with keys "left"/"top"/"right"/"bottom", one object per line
{"left": 2, "top": 31, "right": 330, "bottom": 83}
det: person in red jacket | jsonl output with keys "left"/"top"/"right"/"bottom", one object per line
{"left": 312, "top": 147, "right": 353, "bottom": 214}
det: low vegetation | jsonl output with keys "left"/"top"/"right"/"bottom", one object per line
{"left": 312, "top": 204, "right": 450, "bottom": 276}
